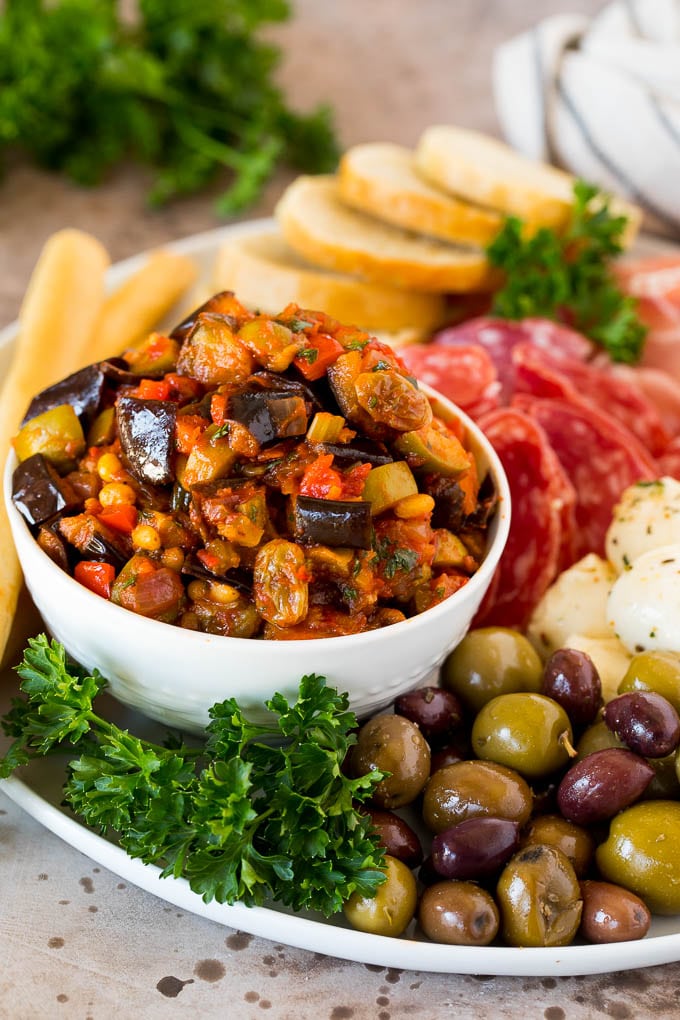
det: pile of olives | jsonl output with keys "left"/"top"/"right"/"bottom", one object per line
{"left": 343, "top": 628, "right": 680, "bottom": 948}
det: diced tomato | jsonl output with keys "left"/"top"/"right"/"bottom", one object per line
{"left": 74, "top": 560, "right": 116, "bottom": 599}
{"left": 341, "top": 462, "right": 372, "bottom": 498}
{"left": 97, "top": 504, "right": 138, "bottom": 534}
{"left": 210, "top": 391, "right": 229, "bottom": 426}
{"left": 299, "top": 454, "right": 344, "bottom": 499}
{"left": 165, "top": 373, "right": 203, "bottom": 402}
{"left": 457, "top": 456, "right": 479, "bottom": 517}
{"left": 135, "top": 378, "right": 171, "bottom": 401}
{"left": 175, "top": 414, "right": 210, "bottom": 454}
{"left": 293, "top": 333, "right": 344, "bottom": 381}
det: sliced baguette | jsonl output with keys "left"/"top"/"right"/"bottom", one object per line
{"left": 339, "top": 142, "right": 504, "bottom": 247}
{"left": 415, "top": 125, "right": 576, "bottom": 231}
{"left": 275, "top": 175, "right": 494, "bottom": 293}
{"left": 213, "top": 229, "right": 445, "bottom": 336}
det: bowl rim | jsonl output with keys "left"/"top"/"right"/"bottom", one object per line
{"left": 5, "top": 384, "right": 510, "bottom": 657}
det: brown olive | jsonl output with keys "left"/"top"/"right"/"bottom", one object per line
{"left": 579, "top": 880, "right": 651, "bottom": 944}
{"left": 418, "top": 881, "right": 499, "bottom": 946}
{"left": 422, "top": 760, "right": 533, "bottom": 834}
{"left": 343, "top": 855, "right": 417, "bottom": 937}
{"left": 496, "top": 844, "right": 582, "bottom": 948}
{"left": 520, "top": 815, "right": 594, "bottom": 878}
{"left": 362, "top": 807, "right": 423, "bottom": 868}
{"left": 353, "top": 714, "right": 430, "bottom": 809}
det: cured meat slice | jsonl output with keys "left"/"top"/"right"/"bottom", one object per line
{"left": 657, "top": 437, "right": 680, "bottom": 480}
{"left": 607, "top": 364, "right": 680, "bottom": 439}
{"left": 513, "top": 343, "right": 670, "bottom": 456}
{"left": 513, "top": 394, "right": 658, "bottom": 559}
{"left": 432, "top": 316, "right": 593, "bottom": 403}
{"left": 398, "top": 343, "right": 501, "bottom": 419}
{"left": 474, "top": 407, "right": 568, "bottom": 629}
{"left": 616, "top": 256, "right": 680, "bottom": 381}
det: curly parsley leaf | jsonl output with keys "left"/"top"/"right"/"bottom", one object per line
{"left": 487, "top": 180, "right": 646, "bottom": 363}
{"left": 0, "top": 0, "right": 339, "bottom": 212}
{"left": 1, "top": 636, "right": 385, "bottom": 914}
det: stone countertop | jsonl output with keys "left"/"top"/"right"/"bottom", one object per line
{"left": 3, "top": 1, "right": 680, "bottom": 1017}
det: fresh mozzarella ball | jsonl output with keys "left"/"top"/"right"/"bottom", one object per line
{"left": 608, "top": 542, "right": 680, "bottom": 654}
{"left": 562, "top": 634, "right": 632, "bottom": 703}
{"left": 526, "top": 554, "right": 617, "bottom": 658}
{"left": 605, "top": 477, "right": 680, "bottom": 574}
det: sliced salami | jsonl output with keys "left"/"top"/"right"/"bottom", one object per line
{"left": 608, "top": 363, "right": 680, "bottom": 439}
{"left": 513, "top": 394, "right": 658, "bottom": 559}
{"left": 432, "top": 316, "right": 593, "bottom": 403}
{"left": 474, "top": 407, "right": 567, "bottom": 629}
{"left": 617, "top": 257, "right": 680, "bottom": 381}
{"left": 657, "top": 437, "right": 680, "bottom": 480}
{"left": 398, "top": 343, "right": 501, "bottom": 419}
{"left": 514, "top": 343, "right": 670, "bottom": 456}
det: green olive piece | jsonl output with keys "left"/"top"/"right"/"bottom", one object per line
{"left": 14, "top": 403, "right": 86, "bottom": 471}
{"left": 596, "top": 801, "right": 680, "bottom": 914}
{"left": 442, "top": 628, "right": 543, "bottom": 714}
{"left": 619, "top": 651, "right": 680, "bottom": 714}
{"left": 497, "top": 845, "right": 582, "bottom": 948}
{"left": 471, "top": 693, "right": 573, "bottom": 779}
{"left": 352, "top": 714, "right": 431, "bottom": 810}
{"left": 422, "top": 760, "right": 533, "bottom": 834}
{"left": 343, "top": 855, "right": 417, "bottom": 937}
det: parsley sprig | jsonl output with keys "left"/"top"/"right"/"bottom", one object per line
{"left": 1, "top": 636, "right": 385, "bottom": 914}
{"left": 0, "top": 1, "right": 338, "bottom": 213}
{"left": 487, "top": 181, "right": 646, "bottom": 363}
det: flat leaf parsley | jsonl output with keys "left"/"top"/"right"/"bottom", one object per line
{"left": 1, "top": 636, "right": 386, "bottom": 914}
{"left": 487, "top": 181, "right": 647, "bottom": 363}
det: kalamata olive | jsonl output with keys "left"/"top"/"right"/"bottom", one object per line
{"left": 520, "top": 815, "right": 594, "bottom": 878}
{"left": 418, "top": 881, "right": 499, "bottom": 946}
{"left": 575, "top": 720, "right": 625, "bottom": 761}
{"left": 343, "top": 855, "right": 417, "bottom": 936}
{"left": 362, "top": 807, "right": 423, "bottom": 867}
{"left": 579, "top": 880, "right": 651, "bottom": 944}
{"left": 422, "top": 760, "right": 533, "bottom": 834}
{"left": 430, "top": 740, "right": 468, "bottom": 774}
{"left": 618, "top": 650, "right": 680, "bottom": 713}
{"left": 596, "top": 801, "right": 680, "bottom": 914}
{"left": 394, "top": 686, "right": 464, "bottom": 745}
{"left": 353, "top": 714, "right": 430, "bottom": 809}
{"left": 496, "top": 845, "right": 582, "bottom": 948}
{"left": 471, "top": 692, "right": 573, "bottom": 779}
{"left": 442, "top": 627, "right": 543, "bottom": 713}
{"left": 417, "top": 855, "right": 441, "bottom": 887}
{"left": 541, "top": 648, "right": 603, "bottom": 727}
{"left": 557, "top": 748, "right": 654, "bottom": 825}
{"left": 431, "top": 817, "right": 520, "bottom": 879}
{"left": 603, "top": 691, "right": 680, "bottom": 758}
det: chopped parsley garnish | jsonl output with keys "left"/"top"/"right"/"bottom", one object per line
{"left": 297, "top": 347, "right": 319, "bottom": 364}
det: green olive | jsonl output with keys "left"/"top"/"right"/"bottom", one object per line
{"left": 497, "top": 844, "right": 582, "bottom": 947}
{"left": 352, "top": 714, "right": 430, "bottom": 809}
{"left": 646, "top": 753, "right": 680, "bottom": 799}
{"left": 471, "top": 693, "right": 573, "bottom": 779}
{"left": 418, "top": 881, "right": 499, "bottom": 946}
{"left": 576, "top": 720, "right": 625, "bottom": 761}
{"left": 618, "top": 651, "right": 680, "bottom": 713}
{"left": 343, "top": 855, "right": 417, "bottom": 936}
{"left": 520, "top": 815, "right": 594, "bottom": 878}
{"left": 596, "top": 801, "right": 680, "bottom": 914}
{"left": 442, "top": 628, "right": 543, "bottom": 714}
{"left": 422, "top": 760, "right": 533, "bottom": 834}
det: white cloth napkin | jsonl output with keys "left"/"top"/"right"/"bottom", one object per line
{"left": 493, "top": 0, "right": 680, "bottom": 237}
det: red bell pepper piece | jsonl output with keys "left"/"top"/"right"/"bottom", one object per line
{"left": 135, "top": 378, "right": 171, "bottom": 401}
{"left": 97, "top": 504, "right": 138, "bottom": 534}
{"left": 293, "top": 333, "right": 344, "bottom": 381}
{"left": 74, "top": 560, "right": 116, "bottom": 599}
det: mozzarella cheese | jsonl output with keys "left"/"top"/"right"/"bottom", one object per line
{"left": 562, "top": 633, "right": 631, "bottom": 703}
{"left": 605, "top": 477, "right": 680, "bottom": 574}
{"left": 526, "top": 553, "right": 617, "bottom": 658}
{"left": 607, "top": 542, "right": 680, "bottom": 654}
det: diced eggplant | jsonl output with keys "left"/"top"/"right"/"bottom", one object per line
{"left": 181, "top": 556, "right": 253, "bottom": 594}
{"left": 229, "top": 390, "right": 308, "bottom": 445}
{"left": 294, "top": 495, "right": 372, "bottom": 549}
{"left": 58, "top": 513, "right": 130, "bottom": 566}
{"left": 37, "top": 524, "right": 70, "bottom": 571}
{"left": 251, "top": 370, "right": 323, "bottom": 413}
{"left": 425, "top": 476, "right": 466, "bottom": 532}
{"left": 464, "top": 474, "right": 497, "bottom": 528}
{"left": 318, "top": 439, "right": 393, "bottom": 466}
{"left": 12, "top": 453, "right": 73, "bottom": 527}
{"left": 116, "top": 396, "right": 177, "bottom": 486}
{"left": 169, "top": 291, "right": 240, "bottom": 343}
{"left": 101, "top": 358, "right": 146, "bottom": 386}
{"left": 21, "top": 364, "right": 107, "bottom": 427}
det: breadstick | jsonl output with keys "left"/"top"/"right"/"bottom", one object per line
{"left": 88, "top": 249, "right": 198, "bottom": 364}
{"left": 0, "top": 229, "right": 109, "bottom": 665}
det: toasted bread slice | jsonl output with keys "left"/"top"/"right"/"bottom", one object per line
{"left": 275, "top": 175, "right": 494, "bottom": 293}
{"left": 213, "top": 229, "right": 446, "bottom": 338}
{"left": 339, "top": 142, "right": 504, "bottom": 247}
{"left": 415, "top": 125, "right": 576, "bottom": 231}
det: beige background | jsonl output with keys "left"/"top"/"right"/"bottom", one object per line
{"left": 4, "top": 1, "right": 680, "bottom": 1017}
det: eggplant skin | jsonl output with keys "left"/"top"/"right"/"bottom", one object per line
{"left": 294, "top": 495, "right": 373, "bottom": 549}
{"left": 116, "top": 397, "right": 177, "bottom": 486}
{"left": 12, "top": 453, "right": 72, "bottom": 527}
{"left": 21, "top": 364, "right": 106, "bottom": 427}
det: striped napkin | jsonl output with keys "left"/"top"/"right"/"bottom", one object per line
{"left": 493, "top": 0, "right": 680, "bottom": 237}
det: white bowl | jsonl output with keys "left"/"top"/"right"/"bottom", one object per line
{"left": 5, "top": 387, "right": 510, "bottom": 733}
